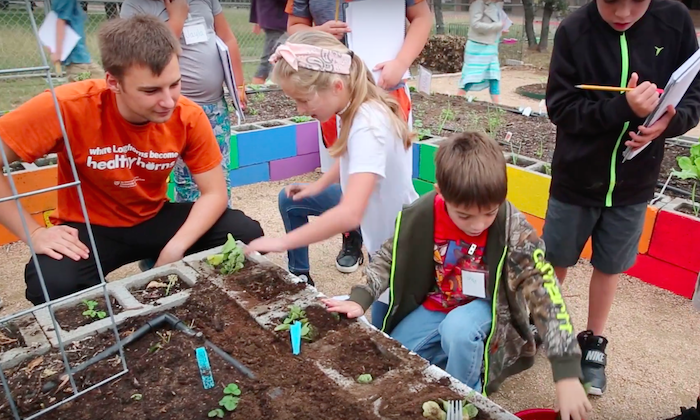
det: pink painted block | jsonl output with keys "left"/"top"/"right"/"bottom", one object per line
{"left": 296, "top": 121, "right": 320, "bottom": 155}
{"left": 648, "top": 208, "right": 700, "bottom": 273}
{"left": 626, "top": 254, "right": 697, "bottom": 299}
{"left": 269, "top": 153, "right": 321, "bottom": 181}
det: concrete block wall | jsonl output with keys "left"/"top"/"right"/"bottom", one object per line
{"left": 412, "top": 138, "right": 700, "bottom": 300}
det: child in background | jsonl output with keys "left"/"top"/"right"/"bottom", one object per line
{"left": 544, "top": 0, "right": 700, "bottom": 396}
{"left": 50, "top": 0, "right": 104, "bottom": 82}
{"left": 250, "top": 0, "right": 288, "bottom": 85}
{"left": 283, "top": 0, "right": 432, "bottom": 276}
{"left": 457, "top": 0, "right": 506, "bottom": 104}
{"left": 120, "top": 0, "right": 248, "bottom": 270}
{"left": 245, "top": 31, "right": 418, "bottom": 289}
{"left": 323, "top": 132, "right": 591, "bottom": 420}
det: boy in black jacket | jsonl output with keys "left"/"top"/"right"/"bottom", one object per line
{"left": 544, "top": 0, "right": 700, "bottom": 397}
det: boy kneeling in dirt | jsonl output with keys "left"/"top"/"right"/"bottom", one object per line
{"left": 324, "top": 132, "right": 592, "bottom": 420}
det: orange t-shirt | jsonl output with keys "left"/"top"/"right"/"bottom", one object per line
{"left": 0, "top": 79, "right": 222, "bottom": 228}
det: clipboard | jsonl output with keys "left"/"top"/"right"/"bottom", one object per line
{"left": 215, "top": 36, "right": 245, "bottom": 125}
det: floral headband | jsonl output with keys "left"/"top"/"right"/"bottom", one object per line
{"left": 269, "top": 42, "right": 353, "bottom": 75}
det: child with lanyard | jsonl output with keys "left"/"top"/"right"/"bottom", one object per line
{"left": 282, "top": 0, "right": 432, "bottom": 277}
{"left": 120, "top": 0, "right": 248, "bottom": 270}
{"left": 245, "top": 31, "right": 418, "bottom": 296}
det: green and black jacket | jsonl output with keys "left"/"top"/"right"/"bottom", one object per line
{"left": 348, "top": 192, "right": 582, "bottom": 395}
{"left": 546, "top": 0, "right": 700, "bottom": 207}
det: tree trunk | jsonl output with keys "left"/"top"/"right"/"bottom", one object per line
{"left": 521, "top": 0, "right": 537, "bottom": 49}
{"left": 537, "top": 1, "right": 554, "bottom": 52}
{"left": 433, "top": 0, "right": 445, "bottom": 34}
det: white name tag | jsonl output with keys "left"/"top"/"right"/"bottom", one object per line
{"left": 461, "top": 270, "right": 487, "bottom": 299}
{"left": 183, "top": 21, "right": 208, "bottom": 45}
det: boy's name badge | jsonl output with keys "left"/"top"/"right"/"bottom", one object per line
{"left": 183, "top": 17, "right": 208, "bottom": 45}
{"left": 461, "top": 270, "right": 487, "bottom": 299}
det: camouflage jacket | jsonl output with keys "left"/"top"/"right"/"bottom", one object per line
{"left": 348, "top": 191, "right": 582, "bottom": 395}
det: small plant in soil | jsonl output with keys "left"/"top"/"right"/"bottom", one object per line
{"left": 206, "top": 233, "right": 245, "bottom": 274}
{"left": 251, "top": 92, "right": 265, "bottom": 103}
{"left": 414, "top": 119, "right": 432, "bottom": 140}
{"left": 486, "top": 105, "right": 504, "bottom": 134}
{"left": 274, "top": 304, "right": 315, "bottom": 341}
{"left": 290, "top": 115, "right": 313, "bottom": 123}
{"left": 422, "top": 398, "right": 479, "bottom": 420}
{"left": 356, "top": 373, "right": 373, "bottom": 384}
{"left": 208, "top": 383, "right": 241, "bottom": 417}
{"left": 82, "top": 299, "right": 107, "bottom": 320}
{"left": 671, "top": 143, "right": 700, "bottom": 217}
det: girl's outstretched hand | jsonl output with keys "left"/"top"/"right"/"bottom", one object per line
{"left": 285, "top": 183, "right": 321, "bottom": 201}
{"left": 322, "top": 298, "right": 364, "bottom": 318}
{"left": 244, "top": 236, "right": 288, "bottom": 255}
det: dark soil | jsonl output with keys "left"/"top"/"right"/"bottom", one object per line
{"left": 0, "top": 322, "right": 26, "bottom": 352}
{"left": 302, "top": 304, "right": 353, "bottom": 341}
{"left": 414, "top": 34, "right": 466, "bottom": 74}
{"left": 232, "top": 124, "right": 259, "bottom": 132}
{"left": 2, "top": 161, "right": 24, "bottom": 173}
{"left": 676, "top": 202, "right": 700, "bottom": 217}
{"left": 1, "top": 268, "right": 490, "bottom": 420}
{"left": 516, "top": 82, "right": 547, "bottom": 99}
{"left": 237, "top": 90, "right": 298, "bottom": 124}
{"left": 258, "top": 120, "right": 283, "bottom": 128}
{"left": 411, "top": 92, "right": 696, "bottom": 199}
{"left": 34, "top": 156, "right": 57, "bottom": 167}
{"left": 320, "top": 329, "right": 402, "bottom": 381}
{"left": 53, "top": 295, "right": 124, "bottom": 331}
{"left": 131, "top": 275, "right": 191, "bottom": 305}
{"left": 224, "top": 263, "right": 306, "bottom": 303}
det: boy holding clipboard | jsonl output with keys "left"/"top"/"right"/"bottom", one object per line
{"left": 544, "top": 0, "right": 700, "bottom": 397}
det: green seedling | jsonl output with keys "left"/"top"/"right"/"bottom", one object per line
{"left": 357, "top": 374, "right": 373, "bottom": 384}
{"left": 274, "top": 305, "right": 315, "bottom": 341}
{"left": 206, "top": 234, "right": 245, "bottom": 274}
{"left": 290, "top": 115, "right": 313, "bottom": 123}
{"left": 208, "top": 383, "right": 241, "bottom": 417}
{"left": 130, "top": 393, "right": 143, "bottom": 401}
{"left": 409, "top": 85, "right": 417, "bottom": 92}
{"left": 413, "top": 119, "right": 432, "bottom": 140}
{"left": 165, "top": 274, "right": 178, "bottom": 296}
{"left": 81, "top": 300, "right": 106, "bottom": 320}
{"left": 671, "top": 143, "right": 700, "bottom": 217}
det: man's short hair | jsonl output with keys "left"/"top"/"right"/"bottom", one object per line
{"left": 98, "top": 15, "right": 181, "bottom": 80}
{"left": 435, "top": 132, "right": 508, "bottom": 209}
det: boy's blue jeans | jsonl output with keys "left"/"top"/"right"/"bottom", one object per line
{"left": 390, "top": 299, "right": 492, "bottom": 391}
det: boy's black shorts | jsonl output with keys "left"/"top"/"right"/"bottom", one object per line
{"left": 541, "top": 197, "right": 646, "bottom": 275}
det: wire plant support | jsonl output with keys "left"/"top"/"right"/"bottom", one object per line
{"left": 0, "top": 1, "right": 129, "bottom": 418}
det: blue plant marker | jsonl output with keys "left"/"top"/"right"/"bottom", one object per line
{"left": 290, "top": 321, "right": 302, "bottom": 355}
{"left": 195, "top": 347, "right": 215, "bottom": 389}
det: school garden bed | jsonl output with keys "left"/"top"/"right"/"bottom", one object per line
{"left": 0, "top": 239, "right": 518, "bottom": 420}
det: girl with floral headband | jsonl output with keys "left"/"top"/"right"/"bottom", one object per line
{"left": 245, "top": 31, "right": 418, "bottom": 290}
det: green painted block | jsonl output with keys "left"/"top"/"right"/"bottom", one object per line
{"left": 412, "top": 178, "right": 435, "bottom": 196}
{"left": 230, "top": 134, "right": 239, "bottom": 169}
{"left": 167, "top": 183, "right": 175, "bottom": 202}
{"left": 418, "top": 142, "right": 438, "bottom": 183}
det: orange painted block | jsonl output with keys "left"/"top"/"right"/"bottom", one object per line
{"left": 637, "top": 205, "right": 658, "bottom": 254}
{"left": 524, "top": 213, "right": 544, "bottom": 236}
{"left": 580, "top": 238, "right": 593, "bottom": 260}
{"left": 3, "top": 166, "right": 58, "bottom": 214}
{"left": 0, "top": 213, "right": 48, "bottom": 246}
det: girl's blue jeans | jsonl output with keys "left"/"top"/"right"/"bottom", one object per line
{"left": 389, "top": 299, "right": 493, "bottom": 392}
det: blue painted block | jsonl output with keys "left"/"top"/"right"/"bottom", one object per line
{"left": 236, "top": 124, "right": 297, "bottom": 167}
{"left": 412, "top": 143, "right": 420, "bottom": 179}
{"left": 229, "top": 163, "right": 270, "bottom": 187}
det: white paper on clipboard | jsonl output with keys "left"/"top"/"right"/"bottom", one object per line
{"left": 38, "top": 11, "right": 81, "bottom": 62}
{"left": 623, "top": 47, "right": 700, "bottom": 162}
{"left": 215, "top": 36, "right": 244, "bottom": 124}
{"left": 345, "top": 0, "right": 410, "bottom": 84}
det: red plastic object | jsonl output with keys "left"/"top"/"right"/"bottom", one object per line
{"left": 515, "top": 408, "right": 558, "bottom": 420}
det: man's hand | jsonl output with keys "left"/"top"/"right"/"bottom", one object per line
{"left": 625, "top": 72, "right": 660, "bottom": 118}
{"left": 31, "top": 226, "right": 89, "bottom": 261}
{"left": 154, "top": 241, "right": 186, "bottom": 267}
{"left": 625, "top": 104, "right": 676, "bottom": 150}
{"left": 318, "top": 20, "right": 350, "bottom": 40}
{"left": 285, "top": 182, "right": 322, "bottom": 201}
{"left": 163, "top": 0, "right": 189, "bottom": 23}
{"left": 555, "top": 378, "right": 593, "bottom": 420}
{"left": 244, "top": 236, "right": 288, "bottom": 255}
{"left": 321, "top": 298, "right": 364, "bottom": 318}
{"left": 252, "top": 23, "right": 261, "bottom": 35}
{"left": 374, "top": 59, "right": 408, "bottom": 90}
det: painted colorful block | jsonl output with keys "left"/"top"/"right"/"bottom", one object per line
{"left": 269, "top": 153, "right": 321, "bottom": 181}
{"left": 412, "top": 178, "right": 434, "bottom": 196}
{"left": 505, "top": 166, "right": 551, "bottom": 219}
{"left": 167, "top": 183, "right": 175, "bottom": 202}
{"left": 229, "top": 163, "right": 270, "bottom": 187}
{"left": 648, "top": 200, "right": 700, "bottom": 273}
{"left": 412, "top": 143, "right": 420, "bottom": 179}
{"left": 626, "top": 254, "right": 697, "bottom": 299}
{"left": 230, "top": 134, "right": 239, "bottom": 170}
{"left": 295, "top": 121, "right": 320, "bottom": 155}
{"left": 418, "top": 141, "right": 440, "bottom": 183}
{"left": 0, "top": 213, "right": 47, "bottom": 246}
{"left": 3, "top": 165, "right": 58, "bottom": 214}
{"left": 235, "top": 122, "right": 297, "bottom": 167}
{"left": 523, "top": 213, "right": 544, "bottom": 236}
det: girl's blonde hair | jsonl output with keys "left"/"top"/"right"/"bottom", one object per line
{"left": 271, "top": 31, "right": 415, "bottom": 158}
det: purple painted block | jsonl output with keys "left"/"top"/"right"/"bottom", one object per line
{"left": 269, "top": 153, "right": 321, "bottom": 181}
{"left": 295, "top": 121, "right": 320, "bottom": 155}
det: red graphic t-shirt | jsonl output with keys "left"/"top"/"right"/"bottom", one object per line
{"left": 423, "top": 194, "right": 489, "bottom": 313}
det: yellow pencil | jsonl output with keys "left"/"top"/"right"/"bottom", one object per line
{"left": 335, "top": 0, "right": 340, "bottom": 20}
{"left": 576, "top": 84, "right": 664, "bottom": 94}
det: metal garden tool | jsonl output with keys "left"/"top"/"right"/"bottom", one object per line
{"left": 447, "top": 399, "right": 464, "bottom": 420}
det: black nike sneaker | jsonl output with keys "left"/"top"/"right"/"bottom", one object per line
{"left": 577, "top": 330, "right": 608, "bottom": 396}
{"left": 335, "top": 230, "right": 364, "bottom": 274}
{"left": 664, "top": 399, "right": 700, "bottom": 420}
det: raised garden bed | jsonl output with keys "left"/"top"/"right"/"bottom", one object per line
{"left": 515, "top": 83, "right": 547, "bottom": 100}
{"left": 53, "top": 295, "right": 124, "bottom": 332}
{"left": 131, "top": 274, "right": 191, "bottom": 305}
{"left": 0, "top": 243, "right": 516, "bottom": 420}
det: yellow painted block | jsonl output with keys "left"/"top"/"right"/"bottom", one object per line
{"left": 506, "top": 166, "right": 551, "bottom": 219}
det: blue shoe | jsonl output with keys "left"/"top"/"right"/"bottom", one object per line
{"left": 138, "top": 259, "right": 156, "bottom": 272}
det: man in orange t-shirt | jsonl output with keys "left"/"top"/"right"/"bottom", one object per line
{"left": 0, "top": 15, "right": 263, "bottom": 305}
